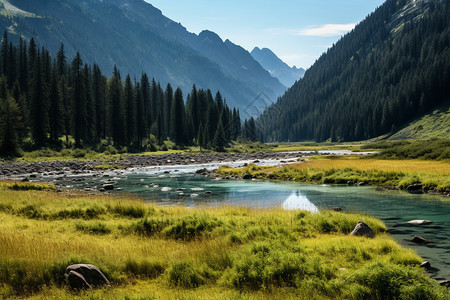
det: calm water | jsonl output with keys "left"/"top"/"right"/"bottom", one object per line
{"left": 54, "top": 163, "right": 449, "bottom": 281}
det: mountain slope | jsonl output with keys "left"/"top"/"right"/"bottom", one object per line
{"left": 251, "top": 47, "right": 305, "bottom": 88}
{"left": 0, "top": 0, "right": 285, "bottom": 109}
{"left": 258, "top": 0, "right": 449, "bottom": 142}
{"left": 389, "top": 103, "right": 450, "bottom": 140}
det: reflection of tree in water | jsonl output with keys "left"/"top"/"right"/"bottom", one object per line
{"left": 282, "top": 191, "right": 319, "bottom": 212}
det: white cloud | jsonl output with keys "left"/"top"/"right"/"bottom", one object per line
{"left": 297, "top": 23, "right": 356, "bottom": 37}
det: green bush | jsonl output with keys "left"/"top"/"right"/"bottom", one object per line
{"left": 162, "top": 214, "right": 223, "bottom": 241}
{"left": 167, "top": 261, "right": 205, "bottom": 288}
{"left": 125, "top": 259, "right": 165, "bottom": 279}
{"left": 75, "top": 222, "right": 112, "bottom": 235}
{"left": 221, "top": 241, "right": 307, "bottom": 291}
{"left": 346, "top": 261, "right": 447, "bottom": 299}
{"left": 133, "top": 217, "right": 169, "bottom": 236}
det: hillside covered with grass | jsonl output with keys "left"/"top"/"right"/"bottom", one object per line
{"left": 0, "top": 182, "right": 447, "bottom": 299}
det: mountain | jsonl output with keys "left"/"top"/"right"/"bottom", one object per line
{"left": 251, "top": 47, "right": 305, "bottom": 88}
{"left": 0, "top": 0, "right": 285, "bottom": 110}
{"left": 258, "top": 0, "right": 449, "bottom": 142}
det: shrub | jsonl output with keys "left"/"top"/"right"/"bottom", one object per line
{"left": 75, "top": 222, "right": 112, "bottom": 235}
{"left": 162, "top": 214, "right": 223, "bottom": 241}
{"left": 346, "top": 261, "right": 446, "bottom": 299}
{"left": 72, "top": 148, "right": 86, "bottom": 158}
{"left": 167, "top": 261, "right": 205, "bottom": 288}
{"left": 125, "top": 259, "right": 165, "bottom": 279}
{"left": 133, "top": 217, "right": 169, "bottom": 236}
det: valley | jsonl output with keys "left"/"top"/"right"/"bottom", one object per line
{"left": 0, "top": 0, "right": 449, "bottom": 298}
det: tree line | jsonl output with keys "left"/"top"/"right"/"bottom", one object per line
{"left": 0, "top": 33, "right": 259, "bottom": 156}
{"left": 258, "top": 0, "right": 450, "bottom": 142}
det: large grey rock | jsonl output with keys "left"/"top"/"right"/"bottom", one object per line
{"left": 350, "top": 221, "right": 375, "bottom": 238}
{"left": 65, "top": 264, "right": 110, "bottom": 289}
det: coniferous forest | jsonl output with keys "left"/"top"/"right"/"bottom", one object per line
{"left": 0, "top": 33, "right": 256, "bottom": 157}
{"left": 259, "top": 0, "right": 450, "bottom": 142}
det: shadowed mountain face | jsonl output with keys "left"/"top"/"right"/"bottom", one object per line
{"left": 251, "top": 47, "right": 305, "bottom": 88}
{"left": 0, "top": 0, "right": 285, "bottom": 109}
{"left": 258, "top": 0, "right": 449, "bottom": 142}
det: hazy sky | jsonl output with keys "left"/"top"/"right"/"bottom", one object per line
{"left": 146, "top": 0, "right": 385, "bottom": 69}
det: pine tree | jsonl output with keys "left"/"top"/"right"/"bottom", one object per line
{"left": 170, "top": 88, "right": 186, "bottom": 145}
{"left": 124, "top": 74, "right": 136, "bottom": 145}
{"left": 70, "top": 52, "right": 86, "bottom": 148}
{"left": 29, "top": 51, "right": 49, "bottom": 147}
{"left": 213, "top": 115, "right": 227, "bottom": 152}
{"left": 109, "top": 66, "right": 124, "bottom": 146}
{"left": 48, "top": 68, "right": 63, "bottom": 144}
{"left": 0, "top": 94, "right": 22, "bottom": 157}
{"left": 163, "top": 83, "right": 173, "bottom": 139}
{"left": 197, "top": 122, "right": 204, "bottom": 152}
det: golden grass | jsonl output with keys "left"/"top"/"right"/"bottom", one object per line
{"left": 294, "top": 157, "right": 450, "bottom": 175}
{"left": 218, "top": 157, "right": 450, "bottom": 191}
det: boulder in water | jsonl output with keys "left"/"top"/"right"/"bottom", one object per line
{"left": 406, "top": 183, "right": 423, "bottom": 194}
{"left": 420, "top": 261, "right": 431, "bottom": 269}
{"left": 102, "top": 184, "right": 114, "bottom": 191}
{"left": 407, "top": 220, "right": 432, "bottom": 225}
{"left": 411, "top": 236, "right": 433, "bottom": 244}
{"left": 350, "top": 221, "right": 374, "bottom": 238}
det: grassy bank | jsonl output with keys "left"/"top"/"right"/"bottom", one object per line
{"left": 0, "top": 182, "right": 447, "bottom": 299}
{"left": 218, "top": 156, "right": 450, "bottom": 193}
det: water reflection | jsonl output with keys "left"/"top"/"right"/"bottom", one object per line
{"left": 282, "top": 192, "right": 319, "bottom": 212}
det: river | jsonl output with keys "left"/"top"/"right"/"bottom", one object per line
{"left": 47, "top": 159, "right": 449, "bottom": 281}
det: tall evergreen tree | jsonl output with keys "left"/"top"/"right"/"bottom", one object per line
{"left": 29, "top": 51, "right": 49, "bottom": 147}
{"left": 124, "top": 74, "right": 136, "bottom": 145}
{"left": 213, "top": 115, "right": 227, "bottom": 152}
{"left": 70, "top": 52, "right": 86, "bottom": 148}
{"left": 170, "top": 88, "right": 186, "bottom": 145}
{"left": 48, "top": 68, "right": 63, "bottom": 144}
{"left": 109, "top": 66, "right": 124, "bottom": 146}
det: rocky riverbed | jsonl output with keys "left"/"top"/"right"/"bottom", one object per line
{"left": 0, "top": 151, "right": 324, "bottom": 179}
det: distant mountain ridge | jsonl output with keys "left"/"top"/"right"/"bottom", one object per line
{"left": 0, "top": 0, "right": 286, "bottom": 110}
{"left": 251, "top": 47, "right": 305, "bottom": 88}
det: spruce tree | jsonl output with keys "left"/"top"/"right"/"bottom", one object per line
{"left": 109, "top": 66, "right": 124, "bottom": 146}
{"left": 70, "top": 52, "right": 86, "bottom": 148}
{"left": 170, "top": 88, "right": 186, "bottom": 145}
{"left": 48, "top": 68, "right": 63, "bottom": 144}
{"left": 29, "top": 51, "right": 49, "bottom": 147}
{"left": 213, "top": 115, "right": 227, "bottom": 152}
{"left": 0, "top": 95, "right": 22, "bottom": 157}
{"left": 124, "top": 74, "right": 136, "bottom": 145}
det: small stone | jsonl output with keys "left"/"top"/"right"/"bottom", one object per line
{"left": 102, "top": 184, "right": 114, "bottom": 191}
{"left": 439, "top": 280, "right": 450, "bottom": 287}
{"left": 407, "top": 220, "right": 432, "bottom": 225}
{"left": 411, "top": 236, "right": 433, "bottom": 244}
{"left": 420, "top": 261, "right": 431, "bottom": 269}
{"left": 350, "top": 221, "right": 374, "bottom": 238}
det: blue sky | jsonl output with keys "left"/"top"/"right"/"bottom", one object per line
{"left": 146, "top": 0, "right": 385, "bottom": 69}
